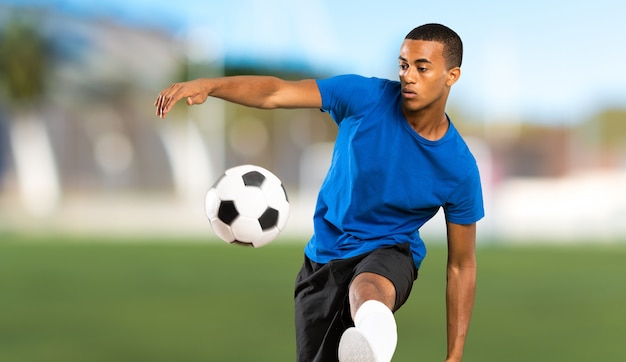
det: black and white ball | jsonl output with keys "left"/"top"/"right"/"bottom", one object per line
{"left": 205, "top": 165, "right": 290, "bottom": 247}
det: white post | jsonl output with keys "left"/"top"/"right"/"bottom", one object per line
{"left": 9, "top": 112, "right": 60, "bottom": 217}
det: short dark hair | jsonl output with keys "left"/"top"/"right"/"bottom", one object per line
{"left": 405, "top": 23, "right": 463, "bottom": 69}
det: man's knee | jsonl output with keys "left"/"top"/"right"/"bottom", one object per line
{"left": 348, "top": 272, "right": 396, "bottom": 317}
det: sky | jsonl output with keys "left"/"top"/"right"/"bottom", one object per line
{"left": 5, "top": 0, "right": 626, "bottom": 124}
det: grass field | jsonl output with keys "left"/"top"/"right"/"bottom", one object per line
{"left": 1, "top": 234, "right": 625, "bottom": 361}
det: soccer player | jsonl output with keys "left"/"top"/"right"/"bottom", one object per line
{"left": 155, "top": 23, "right": 484, "bottom": 362}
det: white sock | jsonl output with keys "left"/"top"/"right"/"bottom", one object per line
{"left": 354, "top": 300, "right": 397, "bottom": 362}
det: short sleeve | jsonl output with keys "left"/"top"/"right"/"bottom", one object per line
{"left": 443, "top": 165, "right": 485, "bottom": 225}
{"left": 316, "top": 75, "right": 387, "bottom": 125}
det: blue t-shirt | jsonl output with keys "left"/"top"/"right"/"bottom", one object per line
{"left": 304, "top": 74, "right": 484, "bottom": 269}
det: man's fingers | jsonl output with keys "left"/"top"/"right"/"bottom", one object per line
{"left": 155, "top": 83, "right": 196, "bottom": 118}
{"left": 154, "top": 92, "right": 175, "bottom": 118}
{"left": 155, "top": 94, "right": 164, "bottom": 117}
{"left": 154, "top": 94, "right": 165, "bottom": 118}
{"left": 160, "top": 97, "right": 171, "bottom": 118}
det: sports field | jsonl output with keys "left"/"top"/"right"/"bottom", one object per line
{"left": 1, "top": 234, "right": 624, "bottom": 361}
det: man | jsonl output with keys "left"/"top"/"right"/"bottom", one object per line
{"left": 155, "top": 23, "right": 484, "bottom": 362}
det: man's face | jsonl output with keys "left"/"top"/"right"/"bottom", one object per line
{"left": 398, "top": 39, "right": 458, "bottom": 113}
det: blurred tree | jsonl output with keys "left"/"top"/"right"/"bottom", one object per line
{"left": 0, "top": 16, "right": 48, "bottom": 106}
{"left": 0, "top": 13, "right": 60, "bottom": 216}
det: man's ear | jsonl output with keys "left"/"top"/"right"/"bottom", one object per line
{"left": 446, "top": 67, "right": 461, "bottom": 87}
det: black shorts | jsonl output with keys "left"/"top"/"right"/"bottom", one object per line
{"left": 294, "top": 243, "right": 418, "bottom": 362}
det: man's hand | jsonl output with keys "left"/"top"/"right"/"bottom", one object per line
{"left": 154, "top": 79, "right": 209, "bottom": 119}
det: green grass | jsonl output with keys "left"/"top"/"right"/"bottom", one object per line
{"left": 1, "top": 235, "right": 625, "bottom": 361}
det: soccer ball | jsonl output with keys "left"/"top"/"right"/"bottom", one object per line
{"left": 205, "top": 165, "right": 290, "bottom": 247}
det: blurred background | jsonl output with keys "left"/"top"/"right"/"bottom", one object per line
{"left": 1, "top": 0, "right": 625, "bottom": 242}
{"left": 1, "top": 1, "right": 626, "bottom": 361}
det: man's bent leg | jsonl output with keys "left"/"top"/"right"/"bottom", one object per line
{"left": 339, "top": 273, "right": 398, "bottom": 362}
{"left": 339, "top": 244, "right": 417, "bottom": 362}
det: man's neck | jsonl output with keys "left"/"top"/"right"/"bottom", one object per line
{"left": 404, "top": 111, "right": 449, "bottom": 141}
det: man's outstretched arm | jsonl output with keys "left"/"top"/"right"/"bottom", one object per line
{"left": 444, "top": 221, "right": 477, "bottom": 362}
{"left": 154, "top": 76, "right": 322, "bottom": 118}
